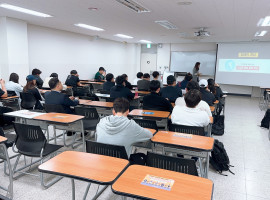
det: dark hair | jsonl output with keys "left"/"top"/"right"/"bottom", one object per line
{"left": 186, "top": 81, "right": 200, "bottom": 91}
{"left": 50, "top": 73, "right": 58, "bottom": 78}
{"left": 49, "top": 77, "right": 60, "bottom": 89}
{"left": 137, "top": 72, "right": 143, "bottom": 78}
{"left": 152, "top": 71, "right": 159, "bottom": 78}
{"left": 122, "top": 74, "right": 128, "bottom": 80}
{"left": 167, "top": 75, "right": 176, "bottom": 85}
{"left": 184, "top": 89, "right": 201, "bottom": 108}
{"left": 113, "top": 98, "right": 130, "bottom": 113}
{"left": 143, "top": 73, "right": 150, "bottom": 79}
{"left": 70, "top": 70, "right": 77, "bottom": 75}
{"left": 23, "top": 81, "right": 35, "bottom": 92}
{"left": 149, "top": 80, "right": 160, "bottom": 92}
{"left": 115, "top": 75, "right": 125, "bottom": 85}
{"left": 32, "top": 68, "right": 42, "bottom": 75}
{"left": 9, "top": 73, "right": 19, "bottom": 83}
{"left": 207, "top": 78, "right": 216, "bottom": 95}
{"left": 184, "top": 73, "right": 193, "bottom": 81}
{"left": 106, "top": 73, "right": 114, "bottom": 82}
{"left": 194, "top": 62, "right": 200, "bottom": 71}
{"left": 99, "top": 67, "right": 105, "bottom": 71}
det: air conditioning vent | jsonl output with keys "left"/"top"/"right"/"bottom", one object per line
{"left": 155, "top": 20, "right": 178, "bottom": 30}
{"left": 116, "top": 0, "right": 150, "bottom": 13}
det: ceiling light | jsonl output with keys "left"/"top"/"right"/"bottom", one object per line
{"left": 0, "top": 3, "right": 52, "bottom": 17}
{"left": 74, "top": 23, "right": 104, "bottom": 31}
{"left": 139, "top": 40, "right": 152, "bottom": 43}
{"left": 114, "top": 34, "right": 133, "bottom": 39}
{"left": 261, "top": 16, "right": 270, "bottom": 26}
{"left": 155, "top": 20, "right": 178, "bottom": 30}
{"left": 115, "top": 0, "right": 150, "bottom": 13}
{"left": 255, "top": 30, "right": 267, "bottom": 37}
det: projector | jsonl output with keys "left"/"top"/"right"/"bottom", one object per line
{"left": 194, "top": 29, "right": 210, "bottom": 37}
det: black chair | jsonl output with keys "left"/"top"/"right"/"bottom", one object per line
{"left": 7, "top": 91, "right": 16, "bottom": 96}
{"left": 74, "top": 86, "right": 90, "bottom": 97}
{"left": 146, "top": 152, "right": 198, "bottom": 176}
{"left": 106, "top": 97, "right": 115, "bottom": 102}
{"left": 133, "top": 119, "right": 158, "bottom": 131}
{"left": 20, "top": 92, "right": 36, "bottom": 110}
{"left": 13, "top": 123, "right": 63, "bottom": 188}
{"left": 169, "top": 124, "right": 205, "bottom": 136}
{"left": 0, "top": 106, "right": 15, "bottom": 130}
{"left": 0, "top": 127, "right": 15, "bottom": 149}
{"left": 44, "top": 104, "right": 66, "bottom": 113}
{"left": 79, "top": 96, "right": 98, "bottom": 101}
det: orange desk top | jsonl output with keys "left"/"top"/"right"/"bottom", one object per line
{"left": 129, "top": 109, "right": 170, "bottom": 119}
{"left": 112, "top": 165, "right": 213, "bottom": 200}
{"left": 151, "top": 131, "right": 214, "bottom": 151}
{"left": 145, "top": 128, "right": 157, "bottom": 135}
{"left": 0, "top": 136, "right": 7, "bottom": 144}
{"left": 80, "top": 81, "right": 104, "bottom": 85}
{"left": 79, "top": 100, "right": 113, "bottom": 108}
{"left": 0, "top": 96, "right": 19, "bottom": 100}
{"left": 38, "top": 151, "right": 129, "bottom": 184}
{"left": 131, "top": 90, "right": 150, "bottom": 95}
{"left": 34, "top": 113, "right": 84, "bottom": 123}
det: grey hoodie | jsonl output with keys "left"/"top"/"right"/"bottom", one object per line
{"left": 96, "top": 115, "right": 153, "bottom": 156}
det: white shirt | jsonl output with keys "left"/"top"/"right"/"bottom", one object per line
{"left": 43, "top": 77, "right": 52, "bottom": 88}
{"left": 171, "top": 105, "right": 210, "bottom": 127}
{"left": 175, "top": 97, "right": 212, "bottom": 117}
{"left": 5, "top": 81, "right": 23, "bottom": 96}
{"left": 133, "top": 78, "right": 142, "bottom": 85}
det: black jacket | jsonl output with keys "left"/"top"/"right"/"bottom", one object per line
{"left": 143, "top": 92, "right": 173, "bottom": 112}
{"left": 110, "top": 85, "right": 135, "bottom": 101}
{"left": 161, "top": 86, "right": 182, "bottom": 103}
{"left": 103, "top": 81, "right": 115, "bottom": 92}
{"left": 24, "top": 87, "right": 43, "bottom": 110}
{"left": 200, "top": 88, "right": 216, "bottom": 106}
{"left": 34, "top": 75, "right": 44, "bottom": 89}
{"left": 137, "top": 80, "right": 150, "bottom": 91}
{"left": 65, "top": 75, "right": 80, "bottom": 87}
{"left": 44, "top": 91, "right": 79, "bottom": 114}
{"left": 125, "top": 80, "right": 133, "bottom": 90}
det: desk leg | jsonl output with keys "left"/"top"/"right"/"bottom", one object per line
{"left": 71, "top": 179, "right": 75, "bottom": 200}
{"left": 81, "top": 120, "right": 85, "bottom": 152}
{"left": 205, "top": 152, "right": 210, "bottom": 178}
{"left": 53, "top": 125, "right": 57, "bottom": 144}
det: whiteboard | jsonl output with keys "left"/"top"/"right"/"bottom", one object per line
{"left": 170, "top": 51, "right": 217, "bottom": 76}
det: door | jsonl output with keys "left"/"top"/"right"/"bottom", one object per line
{"left": 140, "top": 53, "right": 157, "bottom": 73}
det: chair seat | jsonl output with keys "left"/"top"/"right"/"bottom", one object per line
{"left": 19, "top": 144, "right": 63, "bottom": 157}
{"left": 83, "top": 119, "right": 99, "bottom": 131}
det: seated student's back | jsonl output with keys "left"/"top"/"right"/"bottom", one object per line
{"left": 65, "top": 70, "right": 80, "bottom": 87}
{"left": 110, "top": 76, "right": 134, "bottom": 101}
{"left": 143, "top": 80, "right": 173, "bottom": 112}
{"left": 137, "top": 73, "right": 150, "bottom": 91}
{"left": 207, "top": 78, "right": 224, "bottom": 100}
{"left": 96, "top": 98, "right": 152, "bottom": 156}
{"left": 161, "top": 75, "right": 182, "bottom": 103}
{"left": 5, "top": 73, "right": 23, "bottom": 97}
{"left": 199, "top": 79, "right": 215, "bottom": 106}
{"left": 178, "top": 73, "right": 193, "bottom": 89}
{"left": 133, "top": 72, "right": 143, "bottom": 85}
{"left": 103, "top": 73, "right": 115, "bottom": 92}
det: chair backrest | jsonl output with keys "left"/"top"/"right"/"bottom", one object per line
{"left": 44, "top": 104, "right": 66, "bottom": 113}
{"left": 134, "top": 119, "right": 158, "bottom": 131}
{"left": 7, "top": 90, "right": 16, "bottom": 96}
{"left": 73, "top": 86, "right": 90, "bottom": 97}
{"left": 20, "top": 92, "right": 36, "bottom": 109}
{"left": 74, "top": 106, "right": 99, "bottom": 120}
{"left": 13, "top": 123, "right": 46, "bottom": 154}
{"left": 79, "top": 96, "right": 97, "bottom": 101}
{"left": 86, "top": 140, "right": 128, "bottom": 160}
{"left": 169, "top": 124, "right": 205, "bottom": 136}
{"left": 0, "top": 127, "right": 4, "bottom": 137}
{"left": 106, "top": 97, "right": 115, "bottom": 102}
{"left": 146, "top": 152, "right": 198, "bottom": 176}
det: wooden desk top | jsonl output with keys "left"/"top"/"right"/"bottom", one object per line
{"left": 79, "top": 99, "right": 113, "bottom": 108}
{"left": 38, "top": 151, "right": 129, "bottom": 184}
{"left": 39, "top": 89, "right": 50, "bottom": 94}
{"left": 151, "top": 131, "right": 214, "bottom": 151}
{"left": 210, "top": 106, "right": 215, "bottom": 112}
{"left": 112, "top": 165, "right": 213, "bottom": 200}
{"left": 145, "top": 128, "right": 157, "bottom": 135}
{"left": 34, "top": 113, "right": 84, "bottom": 123}
{"left": 128, "top": 109, "right": 170, "bottom": 119}
{"left": 81, "top": 81, "right": 104, "bottom": 85}
{"left": 0, "top": 96, "right": 19, "bottom": 100}
{"left": 0, "top": 136, "right": 7, "bottom": 144}
{"left": 131, "top": 90, "right": 150, "bottom": 95}
{"left": 214, "top": 100, "right": 219, "bottom": 104}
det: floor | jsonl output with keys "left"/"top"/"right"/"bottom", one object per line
{"left": 0, "top": 95, "right": 270, "bottom": 200}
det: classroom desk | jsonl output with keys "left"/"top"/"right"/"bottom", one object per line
{"left": 0, "top": 96, "right": 20, "bottom": 109}
{"left": 79, "top": 99, "right": 113, "bottom": 116}
{"left": 131, "top": 90, "right": 150, "bottom": 95}
{"left": 0, "top": 136, "right": 13, "bottom": 200}
{"left": 0, "top": 96, "right": 19, "bottom": 100}
{"left": 80, "top": 81, "right": 104, "bottom": 91}
{"left": 38, "top": 151, "right": 129, "bottom": 200}
{"left": 151, "top": 131, "right": 214, "bottom": 178}
{"left": 112, "top": 165, "right": 213, "bottom": 200}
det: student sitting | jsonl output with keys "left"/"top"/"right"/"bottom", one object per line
{"left": 43, "top": 73, "right": 58, "bottom": 89}
{"left": 122, "top": 74, "right": 132, "bottom": 90}
{"left": 96, "top": 97, "right": 152, "bottom": 157}
{"left": 103, "top": 73, "right": 115, "bottom": 92}
{"left": 23, "top": 75, "right": 44, "bottom": 110}
{"left": 171, "top": 89, "right": 210, "bottom": 127}
{"left": 0, "top": 79, "right": 8, "bottom": 98}
{"left": 32, "top": 68, "right": 44, "bottom": 89}
{"left": 143, "top": 80, "right": 173, "bottom": 112}
{"left": 137, "top": 73, "right": 150, "bottom": 91}
{"left": 175, "top": 81, "right": 212, "bottom": 116}
{"left": 133, "top": 72, "right": 143, "bottom": 85}
{"left": 207, "top": 78, "right": 224, "bottom": 100}
{"left": 178, "top": 73, "right": 193, "bottom": 89}
{"left": 45, "top": 78, "right": 79, "bottom": 114}
{"left": 152, "top": 71, "right": 163, "bottom": 88}
{"left": 110, "top": 76, "right": 135, "bottom": 101}
{"left": 161, "top": 75, "right": 182, "bottom": 103}
{"left": 65, "top": 70, "right": 82, "bottom": 87}
{"left": 5, "top": 73, "right": 23, "bottom": 96}
{"left": 94, "top": 67, "right": 106, "bottom": 81}
{"left": 199, "top": 79, "right": 215, "bottom": 106}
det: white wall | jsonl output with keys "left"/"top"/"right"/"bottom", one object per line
{"left": 27, "top": 25, "right": 141, "bottom": 83}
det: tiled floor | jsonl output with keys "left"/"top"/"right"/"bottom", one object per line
{"left": 0, "top": 96, "right": 270, "bottom": 199}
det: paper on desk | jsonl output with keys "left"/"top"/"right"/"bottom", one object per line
{"left": 4, "top": 110, "right": 46, "bottom": 119}
{"left": 141, "top": 174, "right": 174, "bottom": 191}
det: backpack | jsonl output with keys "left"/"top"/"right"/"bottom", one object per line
{"left": 210, "top": 140, "right": 234, "bottom": 175}
{"left": 261, "top": 109, "right": 270, "bottom": 129}
{"left": 212, "top": 115, "right": 225, "bottom": 136}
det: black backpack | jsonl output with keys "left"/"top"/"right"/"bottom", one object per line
{"left": 210, "top": 140, "right": 234, "bottom": 175}
{"left": 212, "top": 115, "right": 225, "bottom": 136}
{"left": 261, "top": 109, "right": 270, "bottom": 129}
